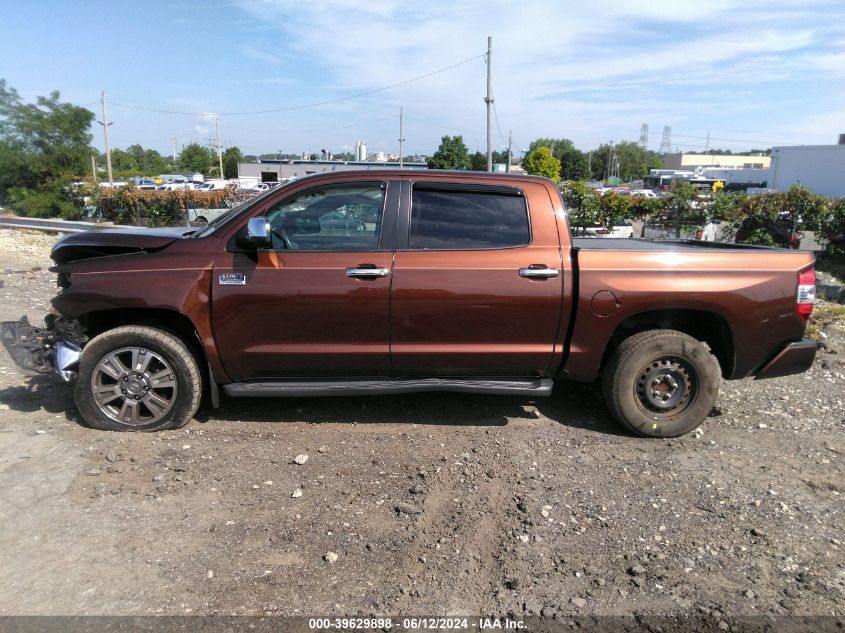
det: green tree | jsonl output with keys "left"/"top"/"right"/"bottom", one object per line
{"left": 523, "top": 146, "right": 560, "bottom": 180}
{"left": 109, "top": 148, "right": 138, "bottom": 173}
{"left": 559, "top": 180, "right": 601, "bottom": 234}
{"left": 469, "top": 150, "right": 506, "bottom": 171}
{"left": 589, "top": 141, "right": 661, "bottom": 181}
{"left": 222, "top": 146, "right": 243, "bottom": 179}
{"left": 559, "top": 145, "right": 589, "bottom": 180}
{"left": 178, "top": 143, "right": 214, "bottom": 174}
{"left": 427, "top": 135, "right": 471, "bottom": 170}
{"left": 0, "top": 79, "right": 94, "bottom": 217}
{"left": 528, "top": 137, "right": 588, "bottom": 180}
{"left": 127, "top": 144, "right": 168, "bottom": 174}
{"left": 528, "top": 138, "right": 574, "bottom": 158}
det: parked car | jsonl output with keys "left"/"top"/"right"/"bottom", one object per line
{"left": 1, "top": 171, "right": 817, "bottom": 439}
{"left": 574, "top": 221, "right": 634, "bottom": 238}
{"left": 197, "top": 180, "right": 233, "bottom": 192}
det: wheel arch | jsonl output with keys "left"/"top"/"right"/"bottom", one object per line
{"left": 599, "top": 309, "right": 735, "bottom": 379}
{"left": 78, "top": 308, "right": 218, "bottom": 405}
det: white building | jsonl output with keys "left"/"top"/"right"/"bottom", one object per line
{"left": 354, "top": 140, "right": 368, "bottom": 162}
{"left": 769, "top": 142, "right": 845, "bottom": 198}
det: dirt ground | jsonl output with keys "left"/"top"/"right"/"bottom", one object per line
{"left": 0, "top": 228, "right": 843, "bottom": 627}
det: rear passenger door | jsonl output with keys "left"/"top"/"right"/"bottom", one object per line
{"left": 389, "top": 180, "right": 563, "bottom": 377}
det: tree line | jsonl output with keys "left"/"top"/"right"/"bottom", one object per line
{"left": 0, "top": 80, "right": 246, "bottom": 217}
{"left": 5, "top": 78, "right": 841, "bottom": 252}
{"left": 426, "top": 135, "right": 662, "bottom": 182}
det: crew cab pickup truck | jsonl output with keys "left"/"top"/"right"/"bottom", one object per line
{"left": 0, "top": 171, "right": 818, "bottom": 437}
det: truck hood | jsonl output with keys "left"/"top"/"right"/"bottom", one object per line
{"left": 51, "top": 227, "right": 194, "bottom": 264}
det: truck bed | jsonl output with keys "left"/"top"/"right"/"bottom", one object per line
{"left": 564, "top": 239, "right": 815, "bottom": 382}
{"left": 571, "top": 238, "right": 804, "bottom": 252}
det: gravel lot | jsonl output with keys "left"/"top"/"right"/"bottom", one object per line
{"left": 0, "top": 228, "right": 843, "bottom": 628}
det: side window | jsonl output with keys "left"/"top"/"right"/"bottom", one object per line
{"left": 265, "top": 184, "right": 385, "bottom": 251}
{"left": 409, "top": 186, "right": 530, "bottom": 250}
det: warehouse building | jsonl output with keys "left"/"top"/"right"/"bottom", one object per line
{"left": 769, "top": 139, "right": 845, "bottom": 198}
{"left": 238, "top": 159, "right": 428, "bottom": 183}
{"left": 661, "top": 153, "right": 771, "bottom": 170}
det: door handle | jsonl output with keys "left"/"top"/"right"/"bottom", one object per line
{"left": 518, "top": 266, "right": 560, "bottom": 279}
{"left": 346, "top": 266, "right": 390, "bottom": 278}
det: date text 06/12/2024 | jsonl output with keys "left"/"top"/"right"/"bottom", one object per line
{"left": 307, "top": 617, "right": 525, "bottom": 630}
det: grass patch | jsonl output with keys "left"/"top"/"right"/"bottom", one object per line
{"left": 807, "top": 303, "right": 845, "bottom": 341}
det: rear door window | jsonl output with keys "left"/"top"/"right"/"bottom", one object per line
{"left": 409, "top": 185, "right": 529, "bottom": 250}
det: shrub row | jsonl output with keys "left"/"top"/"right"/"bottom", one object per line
{"left": 559, "top": 181, "right": 845, "bottom": 252}
{"left": 71, "top": 182, "right": 252, "bottom": 226}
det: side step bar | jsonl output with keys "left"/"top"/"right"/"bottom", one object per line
{"left": 222, "top": 377, "right": 554, "bottom": 398}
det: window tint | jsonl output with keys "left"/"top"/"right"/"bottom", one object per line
{"left": 265, "top": 184, "right": 385, "bottom": 251}
{"left": 409, "top": 187, "right": 530, "bottom": 250}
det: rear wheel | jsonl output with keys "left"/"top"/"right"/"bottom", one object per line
{"left": 74, "top": 326, "right": 202, "bottom": 432}
{"left": 602, "top": 329, "right": 720, "bottom": 438}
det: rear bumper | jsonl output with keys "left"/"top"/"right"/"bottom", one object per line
{"left": 754, "top": 339, "right": 818, "bottom": 380}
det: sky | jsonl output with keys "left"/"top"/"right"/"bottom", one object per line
{"left": 1, "top": 0, "right": 844, "bottom": 159}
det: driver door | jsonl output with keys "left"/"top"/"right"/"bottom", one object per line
{"left": 211, "top": 180, "right": 398, "bottom": 381}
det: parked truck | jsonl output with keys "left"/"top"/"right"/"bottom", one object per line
{"left": 0, "top": 171, "right": 818, "bottom": 437}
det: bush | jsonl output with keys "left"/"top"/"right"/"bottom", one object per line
{"left": 558, "top": 181, "right": 843, "bottom": 249}
{"left": 95, "top": 185, "right": 246, "bottom": 226}
{"left": 7, "top": 181, "right": 79, "bottom": 219}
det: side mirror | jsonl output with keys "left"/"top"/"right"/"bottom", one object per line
{"left": 238, "top": 217, "right": 271, "bottom": 250}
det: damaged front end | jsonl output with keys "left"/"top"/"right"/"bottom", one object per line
{"left": 0, "top": 315, "right": 87, "bottom": 381}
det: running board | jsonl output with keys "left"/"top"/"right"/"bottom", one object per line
{"left": 222, "top": 377, "right": 554, "bottom": 398}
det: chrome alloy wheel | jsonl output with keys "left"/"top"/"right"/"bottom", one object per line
{"left": 90, "top": 347, "right": 177, "bottom": 426}
{"left": 635, "top": 357, "right": 695, "bottom": 415}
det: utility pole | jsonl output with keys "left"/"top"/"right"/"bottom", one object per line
{"left": 172, "top": 138, "right": 177, "bottom": 163}
{"left": 215, "top": 118, "right": 224, "bottom": 179}
{"left": 398, "top": 107, "right": 405, "bottom": 169}
{"left": 91, "top": 154, "right": 97, "bottom": 181}
{"left": 99, "top": 91, "right": 114, "bottom": 186}
{"left": 485, "top": 36, "right": 493, "bottom": 172}
{"left": 506, "top": 129, "right": 512, "bottom": 173}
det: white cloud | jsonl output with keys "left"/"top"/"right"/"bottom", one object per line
{"left": 231, "top": 0, "right": 845, "bottom": 151}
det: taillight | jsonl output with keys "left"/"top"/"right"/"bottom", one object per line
{"left": 796, "top": 267, "right": 815, "bottom": 321}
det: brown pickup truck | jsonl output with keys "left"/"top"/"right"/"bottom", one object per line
{"left": 0, "top": 171, "right": 818, "bottom": 437}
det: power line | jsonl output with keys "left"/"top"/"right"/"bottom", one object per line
{"left": 108, "top": 53, "right": 485, "bottom": 117}
{"left": 403, "top": 114, "right": 508, "bottom": 142}
{"left": 671, "top": 131, "right": 802, "bottom": 147}
{"left": 224, "top": 115, "right": 398, "bottom": 135}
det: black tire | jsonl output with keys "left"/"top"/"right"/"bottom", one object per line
{"left": 74, "top": 326, "right": 202, "bottom": 432}
{"left": 602, "top": 329, "right": 721, "bottom": 438}
{"left": 197, "top": 216, "right": 208, "bottom": 224}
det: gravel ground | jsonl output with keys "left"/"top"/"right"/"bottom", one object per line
{"left": 0, "top": 228, "right": 843, "bottom": 628}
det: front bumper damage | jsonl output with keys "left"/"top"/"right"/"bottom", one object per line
{"left": 0, "top": 315, "right": 86, "bottom": 381}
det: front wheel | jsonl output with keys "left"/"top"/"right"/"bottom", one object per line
{"left": 74, "top": 326, "right": 202, "bottom": 432}
{"left": 602, "top": 329, "right": 721, "bottom": 438}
